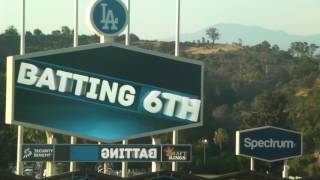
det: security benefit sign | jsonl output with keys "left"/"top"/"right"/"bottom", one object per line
{"left": 6, "top": 43, "right": 203, "bottom": 142}
{"left": 236, "top": 126, "right": 302, "bottom": 162}
{"left": 22, "top": 144, "right": 54, "bottom": 161}
{"left": 21, "top": 144, "right": 192, "bottom": 162}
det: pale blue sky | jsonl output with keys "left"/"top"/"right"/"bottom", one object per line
{"left": 1, "top": 0, "right": 320, "bottom": 40}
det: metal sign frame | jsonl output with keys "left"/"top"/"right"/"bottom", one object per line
{"left": 6, "top": 42, "right": 204, "bottom": 143}
{"left": 236, "top": 126, "right": 303, "bottom": 162}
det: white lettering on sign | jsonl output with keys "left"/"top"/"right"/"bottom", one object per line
{"left": 168, "top": 151, "right": 188, "bottom": 161}
{"left": 244, "top": 138, "right": 295, "bottom": 150}
{"left": 100, "top": 148, "right": 158, "bottom": 160}
{"left": 143, "top": 90, "right": 201, "bottom": 122}
{"left": 16, "top": 62, "right": 201, "bottom": 122}
{"left": 100, "top": 3, "right": 118, "bottom": 30}
{"left": 17, "top": 62, "right": 39, "bottom": 85}
{"left": 17, "top": 62, "right": 136, "bottom": 107}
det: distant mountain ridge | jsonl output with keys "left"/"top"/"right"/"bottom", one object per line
{"left": 165, "top": 23, "right": 320, "bottom": 50}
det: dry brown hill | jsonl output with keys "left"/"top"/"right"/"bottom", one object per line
{"left": 184, "top": 44, "right": 241, "bottom": 55}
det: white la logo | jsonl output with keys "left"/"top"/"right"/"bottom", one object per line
{"left": 100, "top": 3, "right": 118, "bottom": 30}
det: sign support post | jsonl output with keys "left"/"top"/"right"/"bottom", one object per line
{"left": 70, "top": 0, "right": 79, "bottom": 173}
{"left": 172, "top": 0, "right": 181, "bottom": 172}
{"left": 69, "top": 136, "right": 77, "bottom": 172}
{"left": 151, "top": 137, "right": 161, "bottom": 172}
{"left": 20, "top": 0, "right": 25, "bottom": 55}
{"left": 45, "top": 131, "right": 55, "bottom": 177}
{"left": 16, "top": 126, "right": 24, "bottom": 175}
{"left": 100, "top": 36, "right": 113, "bottom": 43}
{"left": 73, "top": 0, "right": 79, "bottom": 47}
{"left": 121, "top": 139, "right": 128, "bottom": 177}
{"left": 98, "top": 142, "right": 108, "bottom": 174}
{"left": 16, "top": 0, "right": 25, "bottom": 175}
{"left": 121, "top": 1, "right": 130, "bottom": 177}
{"left": 174, "top": 0, "right": 180, "bottom": 57}
{"left": 172, "top": 130, "right": 178, "bottom": 171}
{"left": 125, "top": 0, "right": 130, "bottom": 46}
{"left": 250, "top": 157, "right": 254, "bottom": 171}
{"left": 282, "top": 160, "right": 289, "bottom": 178}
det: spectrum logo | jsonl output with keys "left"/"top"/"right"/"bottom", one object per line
{"left": 244, "top": 138, "right": 295, "bottom": 150}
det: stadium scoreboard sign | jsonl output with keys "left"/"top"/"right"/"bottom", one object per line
{"left": 236, "top": 126, "right": 302, "bottom": 162}
{"left": 6, "top": 43, "right": 203, "bottom": 142}
{"left": 22, "top": 144, "right": 192, "bottom": 162}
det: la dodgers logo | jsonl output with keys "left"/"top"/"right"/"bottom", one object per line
{"left": 100, "top": 3, "right": 118, "bottom": 30}
{"left": 88, "top": 0, "right": 128, "bottom": 36}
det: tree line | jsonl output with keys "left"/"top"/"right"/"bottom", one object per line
{"left": 0, "top": 26, "right": 320, "bottom": 177}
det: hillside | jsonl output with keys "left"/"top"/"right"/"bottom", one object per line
{"left": 184, "top": 44, "right": 241, "bottom": 55}
{"left": 164, "top": 23, "right": 320, "bottom": 50}
{"left": 1, "top": 26, "right": 320, "bottom": 177}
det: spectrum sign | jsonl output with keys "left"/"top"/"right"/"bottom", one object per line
{"left": 236, "top": 126, "right": 302, "bottom": 162}
{"left": 6, "top": 43, "right": 203, "bottom": 142}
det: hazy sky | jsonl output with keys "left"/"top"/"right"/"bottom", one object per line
{"left": 1, "top": 0, "right": 320, "bottom": 40}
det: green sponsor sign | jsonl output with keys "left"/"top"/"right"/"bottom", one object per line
{"left": 6, "top": 43, "right": 203, "bottom": 142}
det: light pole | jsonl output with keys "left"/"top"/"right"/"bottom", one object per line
{"left": 201, "top": 138, "right": 208, "bottom": 165}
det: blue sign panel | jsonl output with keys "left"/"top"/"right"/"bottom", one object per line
{"left": 6, "top": 43, "right": 203, "bottom": 142}
{"left": 236, "top": 126, "right": 302, "bottom": 162}
{"left": 88, "top": 0, "right": 128, "bottom": 36}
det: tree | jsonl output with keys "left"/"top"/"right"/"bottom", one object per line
{"left": 213, "top": 128, "right": 229, "bottom": 152}
{"left": 242, "top": 91, "right": 289, "bottom": 128}
{"left": 114, "top": 33, "right": 140, "bottom": 43}
{"left": 201, "top": 37, "right": 206, "bottom": 44}
{"left": 272, "top": 44, "right": 280, "bottom": 52}
{"left": 61, "top": 26, "right": 71, "bottom": 36}
{"left": 51, "top": 30, "right": 61, "bottom": 36}
{"left": 33, "top": 28, "right": 43, "bottom": 36}
{"left": 26, "top": 31, "right": 32, "bottom": 37}
{"left": 289, "top": 42, "right": 319, "bottom": 58}
{"left": 206, "top": 27, "right": 220, "bottom": 45}
{"left": 4, "top": 26, "right": 19, "bottom": 37}
{"left": 308, "top": 43, "right": 319, "bottom": 57}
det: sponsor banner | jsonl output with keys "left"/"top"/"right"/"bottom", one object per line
{"left": 6, "top": 43, "right": 203, "bottom": 142}
{"left": 162, "top": 145, "right": 192, "bottom": 162}
{"left": 22, "top": 144, "right": 191, "bottom": 162}
{"left": 236, "top": 126, "right": 303, "bottom": 162}
{"left": 22, "top": 144, "right": 54, "bottom": 161}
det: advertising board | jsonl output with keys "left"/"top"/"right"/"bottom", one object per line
{"left": 6, "top": 43, "right": 203, "bottom": 142}
{"left": 22, "top": 144, "right": 192, "bottom": 162}
{"left": 236, "top": 126, "right": 302, "bottom": 162}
